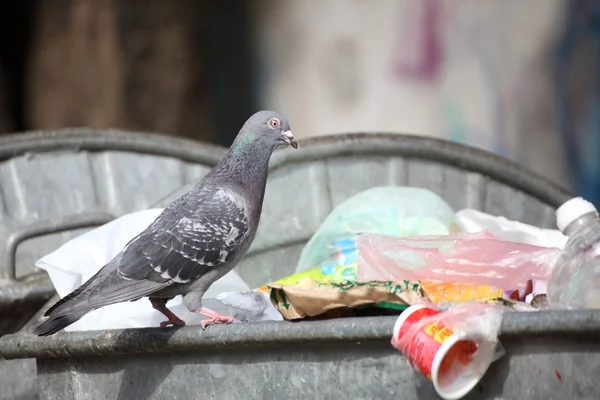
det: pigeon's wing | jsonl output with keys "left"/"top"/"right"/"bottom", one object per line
{"left": 117, "top": 187, "right": 250, "bottom": 285}
{"left": 53, "top": 187, "right": 250, "bottom": 312}
{"left": 36, "top": 188, "right": 254, "bottom": 335}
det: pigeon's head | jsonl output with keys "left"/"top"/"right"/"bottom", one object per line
{"left": 238, "top": 110, "right": 297, "bottom": 150}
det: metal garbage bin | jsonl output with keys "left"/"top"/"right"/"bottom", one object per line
{"left": 0, "top": 128, "right": 225, "bottom": 400}
{"left": 2, "top": 132, "right": 591, "bottom": 400}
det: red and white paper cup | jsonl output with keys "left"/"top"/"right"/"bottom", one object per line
{"left": 392, "top": 304, "right": 496, "bottom": 400}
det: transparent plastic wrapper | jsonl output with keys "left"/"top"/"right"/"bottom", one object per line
{"left": 358, "top": 231, "right": 560, "bottom": 292}
{"left": 296, "top": 186, "right": 461, "bottom": 274}
{"left": 391, "top": 302, "right": 505, "bottom": 400}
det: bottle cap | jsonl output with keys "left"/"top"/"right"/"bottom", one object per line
{"left": 556, "top": 197, "right": 598, "bottom": 233}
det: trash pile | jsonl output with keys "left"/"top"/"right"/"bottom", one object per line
{"left": 269, "top": 186, "right": 567, "bottom": 318}
{"left": 265, "top": 187, "right": 598, "bottom": 399}
{"left": 35, "top": 185, "right": 599, "bottom": 399}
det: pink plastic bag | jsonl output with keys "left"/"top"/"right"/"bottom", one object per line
{"left": 357, "top": 231, "right": 559, "bottom": 292}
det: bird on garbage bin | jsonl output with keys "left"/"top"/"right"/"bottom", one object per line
{"left": 33, "top": 110, "right": 298, "bottom": 336}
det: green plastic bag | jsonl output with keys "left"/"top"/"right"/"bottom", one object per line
{"left": 295, "top": 186, "right": 461, "bottom": 274}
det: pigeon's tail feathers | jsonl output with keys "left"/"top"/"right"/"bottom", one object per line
{"left": 36, "top": 268, "right": 169, "bottom": 336}
{"left": 36, "top": 277, "right": 103, "bottom": 336}
{"left": 33, "top": 309, "right": 90, "bottom": 336}
{"left": 44, "top": 267, "right": 105, "bottom": 317}
{"left": 44, "top": 281, "right": 91, "bottom": 316}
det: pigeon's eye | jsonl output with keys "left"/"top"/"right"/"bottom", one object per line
{"left": 269, "top": 118, "right": 280, "bottom": 129}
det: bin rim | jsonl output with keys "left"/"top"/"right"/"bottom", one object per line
{"left": 0, "top": 128, "right": 226, "bottom": 165}
{"left": 1, "top": 310, "right": 599, "bottom": 360}
{"left": 269, "top": 132, "right": 572, "bottom": 208}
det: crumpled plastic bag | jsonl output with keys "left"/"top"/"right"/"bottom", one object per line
{"left": 36, "top": 208, "right": 281, "bottom": 332}
{"left": 358, "top": 230, "right": 560, "bottom": 292}
{"left": 204, "top": 291, "right": 283, "bottom": 322}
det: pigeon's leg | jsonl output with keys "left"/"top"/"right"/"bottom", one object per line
{"left": 196, "top": 307, "right": 234, "bottom": 329}
{"left": 149, "top": 297, "right": 186, "bottom": 328}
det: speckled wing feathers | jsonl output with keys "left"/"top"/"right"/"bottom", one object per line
{"left": 116, "top": 187, "right": 249, "bottom": 285}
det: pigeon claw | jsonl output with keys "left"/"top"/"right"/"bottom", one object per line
{"left": 200, "top": 315, "right": 234, "bottom": 329}
{"left": 197, "top": 307, "right": 234, "bottom": 329}
{"left": 160, "top": 318, "right": 186, "bottom": 329}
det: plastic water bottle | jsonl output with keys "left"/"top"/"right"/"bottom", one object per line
{"left": 547, "top": 197, "right": 600, "bottom": 308}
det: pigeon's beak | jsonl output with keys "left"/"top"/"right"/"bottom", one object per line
{"left": 282, "top": 130, "right": 298, "bottom": 149}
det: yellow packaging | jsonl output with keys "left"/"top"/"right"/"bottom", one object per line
{"left": 421, "top": 280, "right": 505, "bottom": 304}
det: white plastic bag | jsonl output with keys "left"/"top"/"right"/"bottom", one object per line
{"left": 456, "top": 209, "right": 567, "bottom": 249}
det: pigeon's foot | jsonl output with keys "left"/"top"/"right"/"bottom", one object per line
{"left": 160, "top": 317, "right": 186, "bottom": 328}
{"left": 197, "top": 307, "right": 234, "bottom": 329}
{"left": 150, "top": 297, "right": 186, "bottom": 329}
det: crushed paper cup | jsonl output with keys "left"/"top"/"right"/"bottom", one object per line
{"left": 392, "top": 304, "right": 500, "bottom": 400}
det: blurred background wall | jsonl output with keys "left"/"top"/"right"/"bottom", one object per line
{"left": 253, "top": 0, "right": 568, "bottom": 183}
{"left": 0, "top": 0, "right": 599, "bottom": 204}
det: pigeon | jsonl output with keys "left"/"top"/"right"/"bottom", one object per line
{"left": 33, "top": 110, "right": 297, "bottom": 336}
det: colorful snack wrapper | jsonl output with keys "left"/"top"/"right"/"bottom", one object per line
{"left": 268, "top": 279, "right": 425, "bottom": 320}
